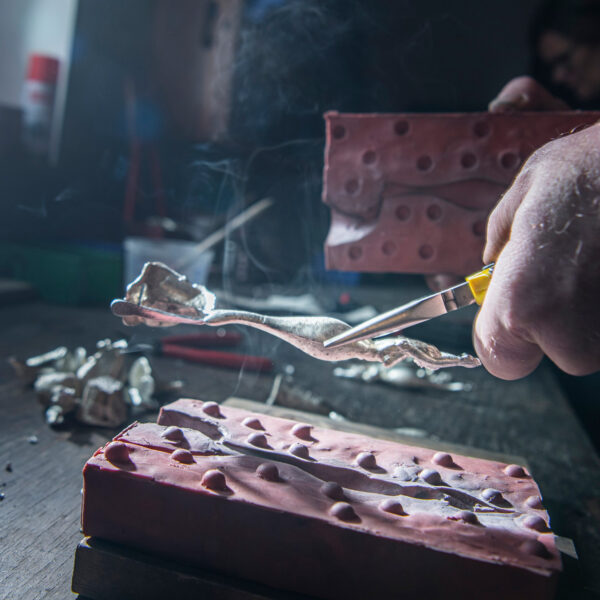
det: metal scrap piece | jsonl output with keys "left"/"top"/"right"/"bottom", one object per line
{"left": 112, "top": 262, "right": 480, "bottom": 371}
{"left": 334, "top": 361, "right": 473, "bottom": 392}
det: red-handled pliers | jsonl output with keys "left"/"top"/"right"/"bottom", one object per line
{"left": 127, "top": 331, "right": 273, "bottom": 373}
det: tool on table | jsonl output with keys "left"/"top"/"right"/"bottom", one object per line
{"left": 124, "top": 331, "right": 274, "bottom": 373}
{"left": 323, "top": 264, "right": 494, "bottom": 349}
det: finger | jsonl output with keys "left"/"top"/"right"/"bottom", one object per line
{"left": 488, "top": 76, "right": 569, "bottom": 113}
{"left": 483, "top": 175, "right": 531, "bottom": 263}
{"left": 473, "top": 251, "right": 544, "bottom": 380}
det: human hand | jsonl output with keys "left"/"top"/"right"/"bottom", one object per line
{"left": 488, "top": 76, "right": 569, "bottom": 113}
{"left": 473, "top": 122, "right": 600, "bottom": 379}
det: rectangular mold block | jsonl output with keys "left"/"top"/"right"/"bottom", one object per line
{"left": 81, "top": 399, "right": 561, "bottom": 600}
{"left": 322, "top": 111, "right": 600, "bottom": 275}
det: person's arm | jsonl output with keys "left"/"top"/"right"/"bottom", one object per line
{"left": 488, "top": 75, "right": 569, "bottom": 112}
{"left": 473, "top": 122, "right": 600, "bottom": 379}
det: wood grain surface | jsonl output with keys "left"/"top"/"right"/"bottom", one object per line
{"left": 1, "top": 298, "right": 599, "bottom": 599}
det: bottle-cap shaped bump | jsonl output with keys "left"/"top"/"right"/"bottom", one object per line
{"left": 504, "top": 464, "right": 527, "bottom": 477}
{"left": 454, "top": 510, "right": 479, "bottom": 525}
{"left": 355, "top": 451, "right": 377, "bottom": 469}
{"left": 379, "top": 499, "right": 405, "bottom": 515}
{"left": 247, "top": 432, "right": 269, "bottom": 448}
{"left": 481, "top": 488, "right": 503, "bottom": 503}
{"left": 523, "top": 514, "right": 548, "bottom": 532}
{"left": 525, "top": 495, "right": 544, "bottom": 509}
{"left": 202, "top": 401, "right": 222, "bottom": 418}
{"left": 329, "top": 502, "right": 359, "bottom": 522}
{"left": 171, "top": 448, "right": 194, "bottom": 464}
{"left": 256, "top": 463, "right": 279, "bottom": 482}
{"left": 161, "top": 426, "right": 185, "bottom": 442}
{"left": 432, "top": 452, "right": 454, "bottom": 467}
{"left": 320, "top": 482, "right": 345, "bottom": 500}
{"left": 201, "top": 469, "right": 228, "bottom": 491}
{"left": 520, "top": 538, "right": 552, "bottom": 559}
{"left": 104, "top": 442, "right": 129, "bottom": 464}
{"left": 242, "top": 417, "right": 264, "bottom": 430}
{"left": 291, "top": 423, "right": 313, "bottom": 441}
{"left": 420, "top": 468, "right": 442, "bottom": 485}
{"left": 289, "top": 442, "right": 310, "bottom": 459}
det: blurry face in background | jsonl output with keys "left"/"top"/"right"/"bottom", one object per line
{"left": 538, "top": 29, "right": 600, "bottom": 102}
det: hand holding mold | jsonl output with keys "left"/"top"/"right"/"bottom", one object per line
{"left": 112, "top": 262, "right": 480, "bottom": 370}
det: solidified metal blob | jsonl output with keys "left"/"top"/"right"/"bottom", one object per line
{"left": 451, "top": 510, "right": 479, "bottom": 525}
{"left": 481, "top": 488, "right": 503, "bottom": 503}
{"left": 355, "top": 452, "right": 377, "bottom": 470}
{"left": 419, "top": 469, "right": 442, "bottom": 485}
{"left": 432, "top": 452, "right": 454, "bottom": 468}
{"left": 202, "top": 401, "right": 223, "bottom": 418}
{"left": 504, "top": 464, "right": 527, "bottom": 478}
{"left": 522, "top": 515, "right": 548, "bottom": 532}
{"left": 111, "top": 262, "right": 481, "bottom": 371}
{"left": 379, "top": 499, "right": 406, "bottom": 515}
{"left": 289, "top": 443, "right": 310, "bottom": 459}
{"left": 525, "top": 495, "right": 544, "bottom": 510}
{"left": 256, "top": 463, "right": 279, "bottom": 482}
{"left": 104, "top": 442, "right": 130, "bottom": 464}
{"left": 291, "top": 423, "right": 313, "bottom": 441}
{"left": 321, "top": 482, "right": 346, "bottom": 501}
{"left": 201, "top": 469, "right": 228, "bottom": 491}
{"left": 242, "top": 417, "right": 264, "bottom": 431}
{"left": 162, "top": 426, "right": 185, "bottom": 442}
{"left": 520, "top": 539, "right": 552, "bottom": 559}
{"left": 329, "top": 502, "right": 359, "bottom": 522}
{"left": 171, "top": 449, "right": 195, "bottom": 464}
{"left": 247, "top": 433, "right": 269, "bottom": 448}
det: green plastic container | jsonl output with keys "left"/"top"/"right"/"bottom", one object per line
{"left": 0, "top": 242, "right": 123, "bottom": 306}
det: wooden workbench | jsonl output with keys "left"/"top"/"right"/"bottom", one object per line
{"left": 1, "top": 297, "right": 599, "bottom": 599}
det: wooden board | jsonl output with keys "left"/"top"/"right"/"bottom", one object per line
{"left": 72, "top": 537, "right": 310, "bottom": 600}
{"left": 1, "top": 301, "right": 599, "bottom": 599}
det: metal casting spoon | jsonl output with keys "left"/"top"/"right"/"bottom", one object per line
{"left": 111, "top": 262, "right": 480, "bottom": 371}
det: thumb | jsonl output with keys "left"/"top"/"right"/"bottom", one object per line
{"left": 473, "top": 250, "right": 543, "bottom": 380}
{"left": 483, "top": 176, "right": 531, "bottom": 264}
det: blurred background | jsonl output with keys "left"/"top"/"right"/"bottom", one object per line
{"left": 0, "top": 0, "right": 562, "bottom": 294}
{"left": 0, "top": 0, "right": 599, "bottom": 440}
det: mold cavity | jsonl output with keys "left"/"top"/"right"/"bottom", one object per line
{"left": 348, "top": 246, "right": 362, "bottom": 260}
{"left": 500, "top": 151, "right": 519, "bottom": 169}
{"left": 394, "top": 120, "right": 409, "bottom": 136}
{"left": 426, "top": 204, "right": 442, "bottom": 221}
{"left": 472, "top": 220, "right": 486, "bottom": 237}
{"left": 416, "top": 155, "right": 433, "bottom": 171}
{"left": 473, "top": 120, "right": 491, "bottom": 138}
{"left": 364, "top": 205, "right": 378, "bottom": 219}
{"left": 345, "top": 179, "right": 359, "bottom": 194}
{"left": 332, "top": 124, "right": 346, "bottom": 140}
{"left": 382, "top": 241, "right": 396, "bottom": 256}
{"left": 418, "top": 244, "right": 434, "bottom": 260}
{"left": 362, "top": 150, "right": 377, "bottom": 165}
{"left": 461, "top": 152, "right": 477, "bottom": 169}
{"left": 395, "top": 205, "right": 411, "bottom": 221}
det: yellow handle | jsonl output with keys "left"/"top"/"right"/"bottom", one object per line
{"left": 465, "top": 264, "right": 494, "bottom": 305}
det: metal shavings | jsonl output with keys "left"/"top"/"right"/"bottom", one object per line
{"left": 9, "top": 338, "right": 166, "bottom": 428}
{"left": 333, "top": 361, "right": 473, "bottom": 392}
